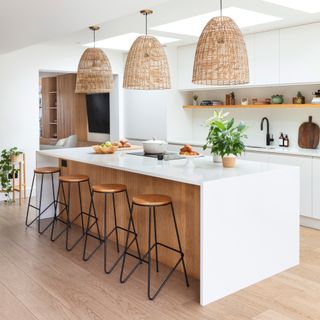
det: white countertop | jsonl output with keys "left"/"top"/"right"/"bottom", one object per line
{"left": 37, "top": 147, "right": 293, "bottom": 186}
{"left": 168, "top": 139, "right": 320, "bottom": 158}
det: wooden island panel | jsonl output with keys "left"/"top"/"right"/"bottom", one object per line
{"left": 60, "top": 160, "right": 200, "bottom": 279}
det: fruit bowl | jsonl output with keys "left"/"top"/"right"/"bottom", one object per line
{"left": 92, "top": 145, "right": 118, "bottom": 154}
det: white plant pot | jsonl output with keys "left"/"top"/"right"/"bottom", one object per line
{"left": 213, "top": 154, "right": 222, "bottom": 163}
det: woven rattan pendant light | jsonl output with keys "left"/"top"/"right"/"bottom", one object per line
{"left": 75, "top": 26, "right": 113, "bottom": 93}
{"left": 192, "top": 0, "right": 249, "bottom": 86}
{"left": 123, "top": 9, "right": 171, "bottom": 90}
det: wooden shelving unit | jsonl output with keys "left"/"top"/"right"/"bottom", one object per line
{"left": 184, "top": 103, "right": 320, "bottom": 109}
{"left": 40, "top": 74, "right": 88, "bottom": 143}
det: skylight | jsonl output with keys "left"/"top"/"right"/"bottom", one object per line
{"left": 263, "top": 0, "right": 320, "bottom": 13}
{"left": 84, "top": 33, "right": 180, "bottom": 51}
{"left": 151, "top": 7, "right": 282, "bottom": 37}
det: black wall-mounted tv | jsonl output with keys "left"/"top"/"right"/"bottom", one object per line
{"left": 86, "top": 93, "right": 110, "bottom": 134}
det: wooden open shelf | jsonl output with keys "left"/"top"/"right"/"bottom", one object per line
{"left": 184, "top": 104, "right": 320, "bottom": 109}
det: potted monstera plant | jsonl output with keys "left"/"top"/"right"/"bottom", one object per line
{"left": 0, "top": 147, "right": 22, "bottom": 203}
{"left": 203, "top": 111, "right": 248, "bottom": 168}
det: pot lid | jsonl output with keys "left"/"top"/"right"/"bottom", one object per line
{"left": 143, "top": 137, "right": 167, "bottom": 144}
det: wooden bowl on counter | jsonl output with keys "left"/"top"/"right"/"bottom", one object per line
{"left": 92, "top": 145, "right": 118, "bottom": 154}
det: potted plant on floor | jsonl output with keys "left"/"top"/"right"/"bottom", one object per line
{"left": 203, "top": 111, "right": 248, "bottom": 168}
{"left": 0, "top": 147, "right": 22, "bottom": 203}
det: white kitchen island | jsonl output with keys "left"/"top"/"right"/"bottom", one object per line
{"left": 37, "top": 147, "right": 300, "bottom": 306}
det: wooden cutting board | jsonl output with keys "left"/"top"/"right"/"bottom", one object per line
{"left": 116, "top": 145, "right": 142, "bottom": 151}
{"left": 298, "top": 116, "right": 320, "bottom": 149}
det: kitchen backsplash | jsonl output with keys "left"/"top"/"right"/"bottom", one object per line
{"left": 189, "top": 84, "right": 320, "bottom": 148}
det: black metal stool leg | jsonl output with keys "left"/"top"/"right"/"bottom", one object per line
{"left": 88, "top": 181, "right": 102, "bottom": 242}
{"left": 153, "top": 206, "right": 159, "bottom": 273}
{"left": 103, "top": 193, "right": 109, "bottom": 274}
{"left": 51, "top": 181, "right": 68, "bottom": 241}
{"left": 65, "top": 182, "right": 88, "bottom": 252}
{"left": 37, "top": 173, "right": 44, "bottom": 234}
{"left": 125, "top": 190, "right": 141, "bottom": 261}
{"left": 38, "top": 172, "right": 57, "bottom": 235}
{"left": 65, "top": 182, "right": 72, "bottom": 250}
{"left": 120, "top": 203, "right": 136, "bottom": 283}
{"left": 83, "top": 188, "right": 103, "bottom": 261}
{"left": 78, "top": 182, "right": 85, "bottom": 234}
{"left": 25, "top": 172, "right": 36, "bottom": 226}
{"left": 147, "top": 206, "right": 152, "bottom": 299}
{"left": 112, "top": 193, "right": 120, "bottom": 253}
{"left": 170, "top": 202, "right": 189, "bottom": 287}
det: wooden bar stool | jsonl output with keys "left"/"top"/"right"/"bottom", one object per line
{"left": 83, "top": 184, "right": 141, "bottom": 274}
{"left": 51, "top": 174, "right": 99, "bottom": 252}
{"left": 120, "top": 194, "right": 189, "bottom": 300}
{"left": 26, "top": 166, "right": 60, "bottom": 234}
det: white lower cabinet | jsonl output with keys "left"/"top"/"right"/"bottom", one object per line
{"left": 312, "top": 159, "right": 320, "bottom": 219}
{"left": 268, "top": 154, "right": 312, "bottom": 218}
{"left": 240, "top": 151, "right": 269, "bottom": 162}
{"left": 243, "top": 152, "right": 313, "bottom": 218}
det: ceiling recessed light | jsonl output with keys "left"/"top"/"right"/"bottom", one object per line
{"left": 84, "top": 32, "right": 179, "bottom": 51}
{"left": 263, "top": 0, "right": 320, "bottom": 13}
{"left": 151, "top": 7, "right": 282, "bottom": 37}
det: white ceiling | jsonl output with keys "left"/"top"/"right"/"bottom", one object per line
{"left": 2, "top": 0, "right": 320, "bottom": 54}
{"left": 0, "top": 0, "right": 170, "bottom": 54}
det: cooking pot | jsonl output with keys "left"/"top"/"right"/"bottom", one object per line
{"left": 142, "top": 138, "right": 168, "bottom": 154}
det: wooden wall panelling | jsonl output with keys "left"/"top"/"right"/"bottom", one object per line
{"left": 60, "top": 160, "right": 200, "bottom": 279}
{"left": 73, "top": 88, "right": 88, "bottom": 141}
{"left": 56, "top": 74, "right": 88, "bottom": 141}
{"left": 57, "top": 74, "right": 73, "bottom": 139}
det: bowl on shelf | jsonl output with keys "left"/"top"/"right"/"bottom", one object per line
{"left": 92, "top": 145, "right": 118, "bottom": 154}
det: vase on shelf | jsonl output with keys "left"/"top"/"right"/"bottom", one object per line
{"left": 271, "top": 94, "right": 284, "bottom": 104}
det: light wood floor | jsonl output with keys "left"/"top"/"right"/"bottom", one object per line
{"left": 1, "top": 201, "right": 320, "bottom": 320}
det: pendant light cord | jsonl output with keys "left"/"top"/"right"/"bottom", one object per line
{"left": 220, "top": 0, "right": 222, "bottom": 17}
{"left": 93, "top": 29, "right": 96, "bottom": 48}
{"left": 145, "top": 13, "right": 148, "bottom": 36}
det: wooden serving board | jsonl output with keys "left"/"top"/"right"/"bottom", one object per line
{"left": 298, "top": 116, "right": 320, "bottom": 149}
{"left": 116, "top": 145, "right": 142, "bottom": 151}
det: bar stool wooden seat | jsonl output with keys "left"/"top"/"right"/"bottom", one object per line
{"left": 34, "top": 167, "right": 60, "bottom": 174}
{"left": 26, "top": 166, "right": 60, "bottom": 234}
{"left": 83, "top": 183, "right": 141, "bottom": 274}
{"left": 51, "top": 174, "right": 100, "bottom": 252}
{"left": 120, "top": 194, "right": 189, "bottom": 301}
{"left": 132, "top": 194, "right": 171, "bottom": 207}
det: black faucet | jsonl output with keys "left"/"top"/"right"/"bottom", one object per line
{"left": 260, "top": 117, "right": 274, "bottom": 146}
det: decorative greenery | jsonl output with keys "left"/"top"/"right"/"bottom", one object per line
{"left": 193, "top": 94, "right": 199, "bottom": 101}
{"left": 203, "top": 110, "right": 248, "bottom": 157}
{"left": 0, "top": 147, "right": 22, "bottom": 202}
{"left": 297, "top": 91, "right": 303, "bottom": 97}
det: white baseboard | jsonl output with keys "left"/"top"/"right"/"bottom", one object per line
{"left": 0, "top": 188, "right": 32, "bottom": 202}
{"left": 300, "top": 215, "right": 320, "bottom": 230}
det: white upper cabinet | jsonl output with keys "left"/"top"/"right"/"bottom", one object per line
{"left": 178, "top": 45, "right": 202, "bottom": 90}
{"left": 253, "top": 30, "right": 279, "bottom": 85}
{"left": 244, "top": 34, "right": 255, "bottom": 86}
{"left": 177, "top": 23, "right": 320, "bottom": 90}
{"left": 280, "top": 23, "right": 320, "bottom": 84}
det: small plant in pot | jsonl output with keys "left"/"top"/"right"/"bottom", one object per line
{"left": 0, "top": 147, "right": 22, "bottom": 203}
{"left": 203, "top": 111, "right": 248, "bottom": 168}
{"left": 192, "top": 94, "right": 199, "bottom": 106}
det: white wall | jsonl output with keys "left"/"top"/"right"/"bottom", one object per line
{"left": 0, "top": 44, "right": 124, "bottom": 198}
